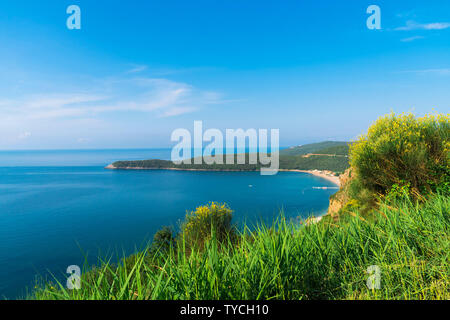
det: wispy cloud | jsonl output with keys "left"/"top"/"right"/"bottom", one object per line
{"left": 77, "top": 138, "right": 90, "bottom": 143}
{"left": 126, "top": 65, "right": 148, "bottom": 74}
{"left": 26, "top": 94, "right": 106, "bottom": 111}
{"left": 395, "top": 20, "right": 450, "bottom": 31}
{"left": 0, "top": 74, "right": 228, "bottom": 148}
{"left": 158, "top": 106, "right": 198, "bottom": 118}
{"left": 396, "top": 68, "right": 450, "bottom": 75}
{"left": 127, "top": 66, "right": 220, "bottom": 77}
{"left": 0, "top": 77, "right": 224, "bottom": 121}
{"left": 18, "top": 131, "right": 32, "bottom": 140}
{"left": 396, "top": 11, "right": 416, "bottom": 19}
{"left": 400, "top": 35, "right": 424, "bottom": 42}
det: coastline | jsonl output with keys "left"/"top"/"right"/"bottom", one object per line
{"left": 105, "top": 164, "right": 341, "bottom": 187}
{"left": 278, "top": 169, "right": 340, "bottom": 186}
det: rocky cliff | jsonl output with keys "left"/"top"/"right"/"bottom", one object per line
{"left": 327, "top": 168, "right": 352, "bottom": 218}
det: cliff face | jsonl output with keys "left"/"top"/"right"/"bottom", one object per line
{"left": 328, "top": 169, "right": 352, "bottom": 217}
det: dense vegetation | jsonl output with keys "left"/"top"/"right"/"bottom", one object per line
{"left": 32, "top": 195, "right": 449, "bottom": 300}
{"left": 111, "top": 143, "right": 350, "bottom": 174}
{"left": 280, "top": 141, "right": 349, "bottom": 156}
{"left": 112, "top": 156, "right": 261, "bottom": 171}
{"left": 279, "top": 154, "right": 349, "bottom": 173}
{"left": 335, "top": 113, "right": 450, "bottom": 215}
{"left": 351, "top": 113, "right": 449, "bottom": 198}
{"left": 314, "top": 144, "right": 350, "bottom": 156}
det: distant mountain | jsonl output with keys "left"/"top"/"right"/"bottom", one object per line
{"left": 280, "top": 141, "right": 349, "bottom": 156}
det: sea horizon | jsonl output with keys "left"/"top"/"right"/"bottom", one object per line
{"left": 0, "top": 147, "right": 288, "bottom": 167}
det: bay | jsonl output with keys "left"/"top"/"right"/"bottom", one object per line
{"left": 0, "top": 149, "right": 336, "bottom": 298}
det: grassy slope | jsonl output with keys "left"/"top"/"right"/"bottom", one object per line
{"left": 33, "top": 195, "right": 449, "bottom": 300}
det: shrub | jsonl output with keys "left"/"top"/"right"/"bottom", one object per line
{"left": 150, "top": 226, "right": 176, "bottom": 256}
{"left": 181, "top": 202, "right": 234, "bottom": 249}
{"left": 349, "top": 112, "right": 449, "bottom": 201}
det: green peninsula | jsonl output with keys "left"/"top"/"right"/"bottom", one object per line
{"left": 107, "top": 141, "right": 350, "bottom": 174}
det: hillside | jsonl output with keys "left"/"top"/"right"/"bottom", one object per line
{"left": 280, "top": 141, "right": 349, "bottom": 156}
{"left": 314, "top": 144, "right": 350, "bottom": 156}
{"left": 279, "top": 154, "right": 349, "bottom": 173}
{"left": 108, "top": 141, "right": 351, "bottom": 174}
{"left": 109, "top": 154, "right": 349, "bottom": 174}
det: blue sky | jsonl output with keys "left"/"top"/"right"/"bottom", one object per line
{"left": 0, "top": 0, "right": 449, "bottom": 149}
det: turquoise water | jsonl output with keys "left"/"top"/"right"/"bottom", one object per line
{"left": 0, "top": 149, "right": 337, "bottom": 299}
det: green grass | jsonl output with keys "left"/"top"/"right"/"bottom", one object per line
{"left": 32, "top": 195, "right": 449, "bottom": 300}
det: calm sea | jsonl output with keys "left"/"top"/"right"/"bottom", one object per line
{"left": 0, "top": 149, "right": 337, "bottom": 299}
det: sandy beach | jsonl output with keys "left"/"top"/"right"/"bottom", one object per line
{"left": 278, "top": 169, "right": 341, "bottom": 186}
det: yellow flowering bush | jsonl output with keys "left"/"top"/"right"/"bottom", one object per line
{"left": 349, "top": 112, "right": 449, "bottom": 200}
{"left": 182, "top": 202, "right": 234, "bottom": 249}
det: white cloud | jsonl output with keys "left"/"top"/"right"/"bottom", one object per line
{"left": 396, "top": 11, "right": 416, "bottom": 19}
{"left": 25, "top": 94, "right": 106, "bottom": 109}
{"left": 0, "top": 74, "right": 227, "bottom": 148}
{"left": 416, "top": 69, "right": 450, "bottom": 75}
{"left": 397, "top": 68, "right": 450, "bottom": 75}
{"left": 400, "top": 35, "right": 424, "bottom": 42}
{"left": 126, "top": 65, "right": 148, "bottom": 74}
{"left": 395, "top": 20, "right": 450, "bottom": 31}
{"left": 0, "top": 77, "right": 222, "bottom": 120}
{"left": 158, "top": 106, "right": 198, "bottom": 118}
{"left": 18, "top": 131, "right": 31, "bottom": 139}
{"left": 422, "top": 22, "right": 450, "bottom": 30}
